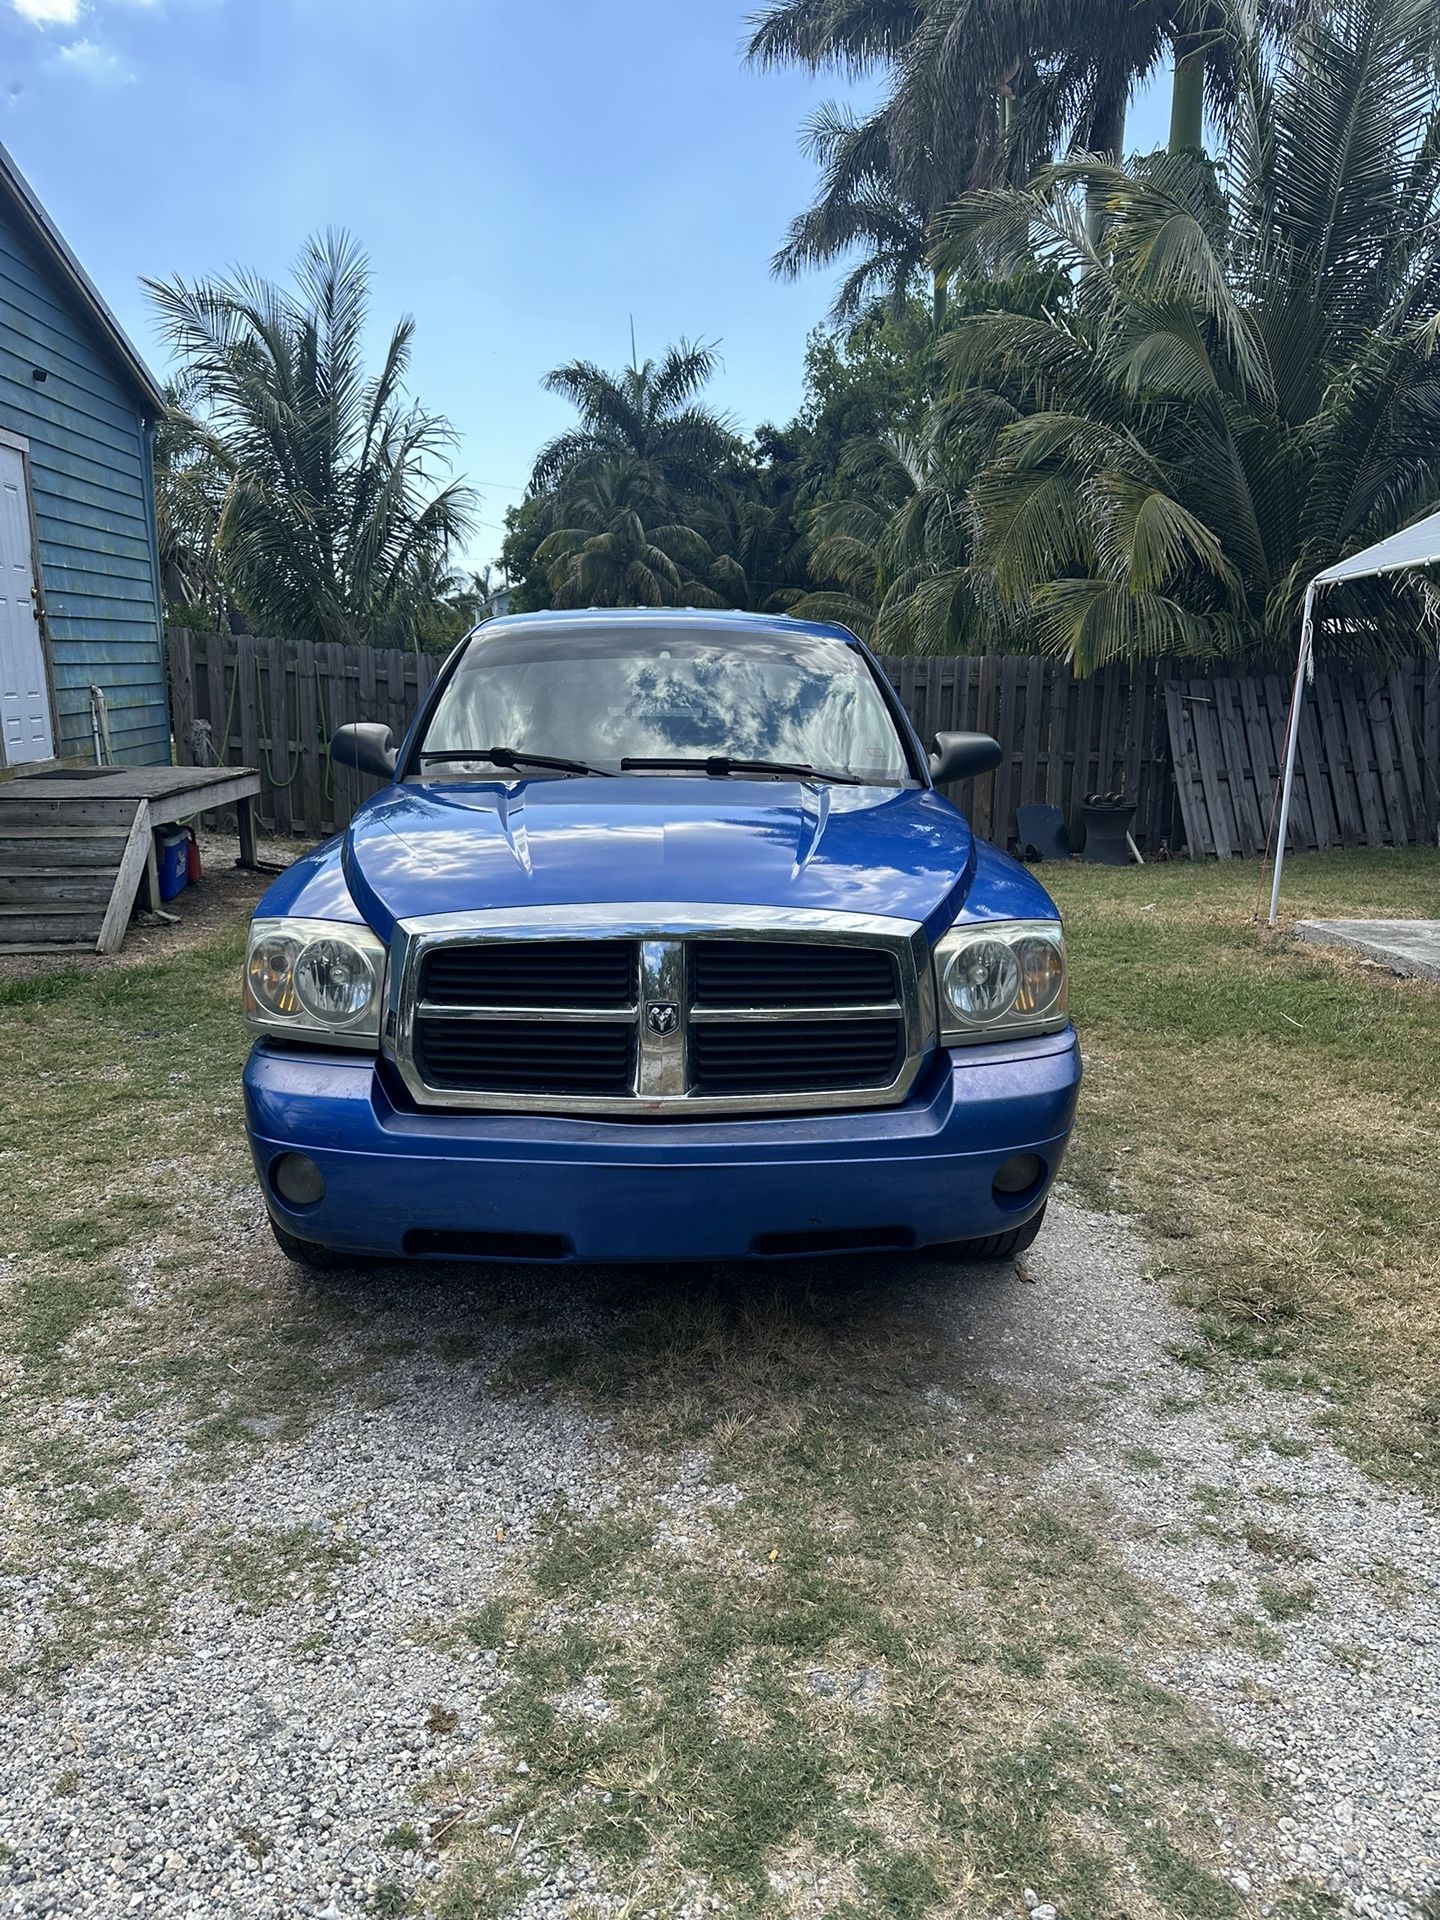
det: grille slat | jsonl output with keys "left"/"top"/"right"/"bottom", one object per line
{"left": 414, "top": 1016, "right": 633, "bottom": 1094}
{"left": 689, "top": 939, "right": 896, "bottom": 1009}
{"left": 421, "top": 940, "right": 636, "bottom": 1009}
{"left": 689, "top": 1017, "right": 904, "bottom": 1095}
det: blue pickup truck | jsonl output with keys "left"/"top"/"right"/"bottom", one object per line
{"left": 242, "top": 610, "right": 1079, "bottom": 1268}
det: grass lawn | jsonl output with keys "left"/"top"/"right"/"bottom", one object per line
{"left": 1, "top": 846, "right": 1434, "bottom": 1917}
{"left": 1046, "top": 847, "right": 1440, "bottom": 1493}
{"left": 1, "top": 920, "right": 1274, "bottom": 1918}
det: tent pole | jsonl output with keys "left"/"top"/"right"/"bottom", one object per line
{"left": 1268, "top": 582, "right": 1316, "bottom": 926}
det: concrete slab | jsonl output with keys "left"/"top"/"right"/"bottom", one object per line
{"left": 1295, "top": 918, "right": 1440, "bottom": 981}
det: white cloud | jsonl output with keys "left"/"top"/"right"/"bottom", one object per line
{"left": 12, "top": 0, "right": 81, "bottom": 24}
{"left": 56, "top": 36, "right": 132, "bottom": 81}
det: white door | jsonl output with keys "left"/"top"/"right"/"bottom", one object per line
{"left": 0, "top": 441, "right": 54, "bottom": 765}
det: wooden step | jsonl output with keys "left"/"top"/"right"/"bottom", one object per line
{"left": 0, "top": 870, "right": 115, "bottom": 905}
{"left": 0, "top": 797, "right": 141, "bottom": 830}
{"left": 0, "top": 795, "right": 153, "bottom": 955}
{"left": 0, "top": 940, "right": 97, "bottom": 957}
{"left": 0, "top": 826, "right": 131, "bottom": 866}
{"left": 0, "top": 905, "right": 104, "bottom": 947}
{"left": 0, "top": 822, "right": 135, "bottom": 836}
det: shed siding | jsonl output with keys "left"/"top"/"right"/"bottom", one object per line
{"left": 0, "top": 197, "right": 166, "bottom": 765}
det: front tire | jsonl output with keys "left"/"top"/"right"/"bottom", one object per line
{"left": 267, "top": 1216, "right": 369, "bottom": 1271}
{"left": 926, "top": 1202, "right": 1048, "bottom": 1263}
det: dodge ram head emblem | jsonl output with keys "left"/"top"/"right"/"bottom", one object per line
{"left": 645, "top": 1002, "right": 680, "bottom": 1036}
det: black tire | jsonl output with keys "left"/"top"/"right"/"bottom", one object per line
{"left": 926, "top": 1201, "right": 1048, "bottom": 1263}
{"left": 267, "top": 1216, "right": 369, "bottom": 1270}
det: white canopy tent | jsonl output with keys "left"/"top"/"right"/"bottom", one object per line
{"left": 1267, "top": 508, "right": 1440, "bottom": 923}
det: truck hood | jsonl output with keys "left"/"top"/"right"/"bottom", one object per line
{"left": 335, "top": 776, "right": 985, "bottom": 943}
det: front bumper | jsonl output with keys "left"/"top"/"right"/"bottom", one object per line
{"left": 244, "top": 1032, "right": 1081, "bottom": 1263}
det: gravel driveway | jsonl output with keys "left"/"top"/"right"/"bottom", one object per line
{"left": 0, "top": 1188, "right": 1435, "bottom": 1920}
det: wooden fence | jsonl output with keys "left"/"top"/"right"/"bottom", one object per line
{"left": 167, "top": 629, "right": 444, "bottom": 839}
{"left": 873, "top": 653, "right": 1179, "bottom": 851}
{"left": 1165, "top": 661, "right": 1440, "bottom": 857}
{"left": 166, "top": 628, "right": 1440, "bottom": 856}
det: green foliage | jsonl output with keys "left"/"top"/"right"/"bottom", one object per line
{"left": 498, "top": 495, "right": 555, "bottom": 613}
{"left": 534, "top": 464, "right": 730, "bottom": 610}
{"left": 509, "top": 339, "right": 814, "bottom": 616}
{"left": 744, "top": 0, "right": 1277, "bottom": 325}
{"left": 506, "top": 0, "right": 1440, "bottom": 670}
{"left": 410, "top": 565, "right": 501, "bottom": 653}
{"left": 797, "top": 300, "right": 940, "bottom": 480}
{"left": 153, "top": 371, "right": 230, "bottom": 627}
{"left": 787, "top": 268, "right": 1069, "bottom": 646}
{"left": 146, "top": 231, "right": 474, "bottom": 648}
{"left": 932, "top": 0, "right": 1440, "bottom": 668}
{"left": 530, "top": 339, "right": 741, "bottom": 503}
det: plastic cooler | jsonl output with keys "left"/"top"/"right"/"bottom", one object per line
{"left": 156, "top": 829, "right": 190, "bottom": 902}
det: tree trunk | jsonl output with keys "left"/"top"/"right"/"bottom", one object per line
{"left": 932, "top": 270, "right": 948, "bottom": 330}
{"left": 1084, "top": 85, "right": 1127, "bottom": 250}
{"left": 1168, "top": 36, "right": 1204, "bottom": 153}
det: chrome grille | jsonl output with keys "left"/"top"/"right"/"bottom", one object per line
{"left": 389, "top": 905, "right": 933, "bottom": 1116}
{"left": 687, "top": 938, "right": 897, "bottom": 1008}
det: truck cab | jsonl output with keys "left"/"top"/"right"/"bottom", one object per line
{"left": 241, "top": 610, "right": 1079, "bottom": 1266}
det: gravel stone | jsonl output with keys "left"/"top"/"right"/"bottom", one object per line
{"left": 0, "top": 1192, "right": 609, "bottom": 1918}
{"left": 0, "top": 1186, "right": 1435, "bottom": 1917}
{"left": 958, "top": 1198, "right": 1440, "bottom": 1920}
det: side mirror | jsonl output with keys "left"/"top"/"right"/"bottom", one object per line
{"left": 929, "top": 731, "right": 1002, "bottom": 785}
{"left": 330, "top": 722, "right": 397, "bottom": 780}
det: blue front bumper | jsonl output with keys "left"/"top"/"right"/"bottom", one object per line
{"left": 244, "top": 1033, "right": 1080, "bottom": 1263}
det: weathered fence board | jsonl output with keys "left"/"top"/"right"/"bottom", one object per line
{"left": 166, "top": 630, "right": 1436, "bottom": 858}
{"left": 1164, "top": 661, "right": 1439, "bottom": 857}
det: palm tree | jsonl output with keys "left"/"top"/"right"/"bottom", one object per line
{"left": 928, "top": 0, "right": 1440, "bottom": 670}
{"left": 145, "top": 231, "right": 475, "bottom": 648}
{"left": 748, "top": 0, "right": 1270, "bottom": 308}
{"left": 152, "top": 373, "right": 230, "bottom": 625}
{"left": 747, "top": 0, "right": 1226, "bottom": 154}
{"left": 690, "top": 476, "right": 813, "bottom": 612}
{"left": 745, "top": 0, "right": 925, "bottom": 72}
{"left": 530, "top": 340, "right": 741, "bottom": 505}
{"left": 791, "top": 428, "right": 983, "bottom": 645}
{"left": 535, "top": 465, "right": 727, "bottom": 609}
{"left": 410, "top": 564, "right": 505, "bottom": 651}
{"left": 747, "top": 5, "right": 977, "bottom": 319}
{"left": 771, "top": 102, "right": 939, "bottom": 319}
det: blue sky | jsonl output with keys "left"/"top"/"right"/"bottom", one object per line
{"left": 1, "top": 0, "right": 1171, "bottom": 569}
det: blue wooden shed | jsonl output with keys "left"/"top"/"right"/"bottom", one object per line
{"left": 0, "top": 139, "right": 169, "bottom": 771}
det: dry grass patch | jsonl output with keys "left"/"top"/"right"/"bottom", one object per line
{"left": 1047, "top": 849, "right": 1440, "bottom": 1488}
{"left": 430, "top": 1277, "right": 1269, "bottom": 1918}
{"left": 0, "top": 929, "right": 399, "bottom": 1678}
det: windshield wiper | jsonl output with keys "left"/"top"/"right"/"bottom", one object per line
{"left": 419, "top": 746, "right": 614, "bottom": 777}
{"left": 620, "top": 755, "right": 866, "bottom": 786}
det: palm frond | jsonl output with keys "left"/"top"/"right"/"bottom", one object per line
{"left": 744, "top": 0, "right": 923, "bottom": 74}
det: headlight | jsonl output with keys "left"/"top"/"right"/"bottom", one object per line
{"left": 932, "top": 919, "right": 1067, "bottom": 1045}
{"left": 244, "top": 917, "right": 387, "bottom": 1047}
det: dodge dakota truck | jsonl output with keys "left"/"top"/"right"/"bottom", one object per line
{"left": 242, "top": 609, "right": 1080, "bottom": 1267}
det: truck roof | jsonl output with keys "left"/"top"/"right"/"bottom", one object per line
{"left": 472, "top": 607, "right": 863, "bottom": 647}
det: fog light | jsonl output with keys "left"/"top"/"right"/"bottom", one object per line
{"left": 993, "top": 1153, "right": 1043, "bottom": 1196}
{"left": 272, "top": 1152, "right": 325, "bottom": 1207}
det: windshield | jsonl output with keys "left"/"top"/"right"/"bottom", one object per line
{"left": 414, "top": 625, "right": 911, "bottom": 784}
